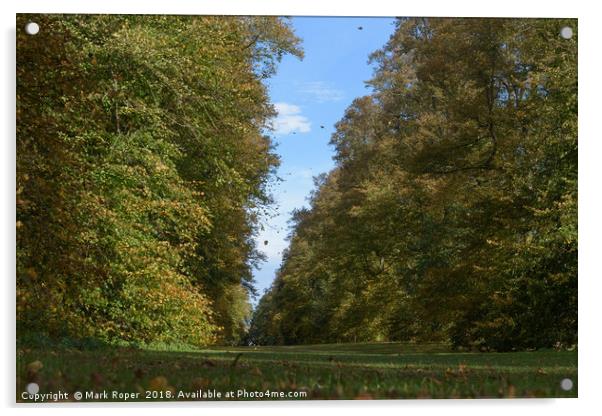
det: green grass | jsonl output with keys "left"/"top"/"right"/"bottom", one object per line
{"left": 16, "top": 342, "right": 577, "bottom": 401}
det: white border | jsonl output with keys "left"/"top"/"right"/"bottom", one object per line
{"left": 9, "top": 0, "right": 580, "bottom": 17}
{"left": 2, "top": 1, "right": 600, "bottom": 415}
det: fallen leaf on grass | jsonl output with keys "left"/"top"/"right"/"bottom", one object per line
{"left": 90, "top": 372, "right": 104, "bottom": 387}
{"left": 498, "top": 384, "right": 516, "bottom": 398}
{"left": 428, "top": 377, "right": 442, "bottom": 385}
{"left": 192, "top": 377, "right": 210, "bottom": 390}
{"left": 27, "top": 360, "right": 43, "bottom": 382}
{"left": 148, "top": 376, "right": 169, "bottom": 391}
{"left": 201, "top": 359, "right": 216, "bottom": 368}
{"left": 27, "top": 360, "right": 43, "bottom": 373}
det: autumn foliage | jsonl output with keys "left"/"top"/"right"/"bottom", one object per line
{"left": 16, "top": 14, "right": 302, "bottom": 346}
{"left": 250, "top": 18, "right": 577, "bottom": 350}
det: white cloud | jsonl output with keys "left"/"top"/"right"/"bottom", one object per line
{"left": 271, "top": 102, "right": 311, "bottom": 136}
{"left": 298, "top": 81, "right": 344, "bottom": 103}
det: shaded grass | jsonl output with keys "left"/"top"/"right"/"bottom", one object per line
{"left": 16, "top": 342, "right": 577, "bottom": 401}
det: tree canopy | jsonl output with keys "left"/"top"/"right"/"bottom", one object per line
{"left": 249, "top": 18, "right": 577, "bottom": 351}
{"left": 17, "top": 14, "right": 302, "bottom": 346}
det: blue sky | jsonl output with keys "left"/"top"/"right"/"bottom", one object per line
{"left": 252, "top": 16, "right": 396, "bottom": 300}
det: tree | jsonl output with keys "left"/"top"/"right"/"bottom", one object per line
{"left": 252, "top": 18, "right": 577, "bottom": 350}
{"left": 17, "top": 14, "right": 302, "bottom": 346}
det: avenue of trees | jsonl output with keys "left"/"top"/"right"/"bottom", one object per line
{"left": 249, "top": 18, "right": 577, "bottom": 351}
{"left": 17, "top": 16, "right": 577, "bottom": 351}
{"left": 17, "top": 14, "right": 302, "bottom": 346}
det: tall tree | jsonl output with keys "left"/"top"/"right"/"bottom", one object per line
{"left": 250, "top": 18, "right": 577, "bottom": 350}
{"left": 17, "top": 14, "right": 302, "bottom": 346}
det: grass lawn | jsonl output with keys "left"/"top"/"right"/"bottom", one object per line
{"left": 17, "top": 342, "right": 577, "bottom": 401}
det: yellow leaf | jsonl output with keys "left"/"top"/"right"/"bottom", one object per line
{"left": 148, "top": 376, "right": 169, "bottom": 391}
{"left": 27, "top": 360, "right": 43, "bottom": 373}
